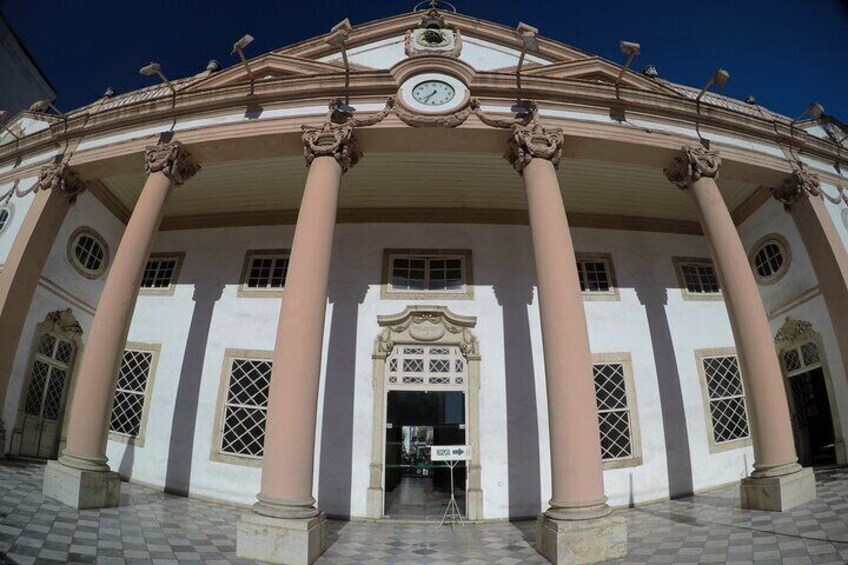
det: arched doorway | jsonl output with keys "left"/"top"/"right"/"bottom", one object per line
{"left": 10, "top": 309, "right": 82, "bottom": 459}
{"left": 775, "top": 317, "right": 846, "bottom": 467}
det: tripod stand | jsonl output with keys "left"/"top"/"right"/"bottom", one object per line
{"left": 439, "top": 459, "right": 465, "bottom": 527}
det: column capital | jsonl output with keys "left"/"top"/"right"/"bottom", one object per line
{"left": 770, "top": 168, "right": 822, "bottom": 210}
{"left": 35, "top": 162, "right": 86, "bottom": 202}
{"left": 302, "top": 121, "right": 361, "bottom": 173}
{"left": 144, "top": 140, "right": 200, "bottom": 185}
{"left": 664, "top": 144, "right": 721, "bottom": 189}
{"left": 505, "top": 117, "right": 565, "bottom": 173}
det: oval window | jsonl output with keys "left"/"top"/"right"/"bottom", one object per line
{"left": 751, "top": 235, "right": 790, "bottom": 284}
{"left": 68, "top": 228, "right": 109, "bottom": 278}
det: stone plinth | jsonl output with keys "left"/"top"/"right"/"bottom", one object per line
{"left": 237, "top": 511, "right": 327, "bottom": 565}
{"left": 536, "top": 512, "right": 627, "bottom": 564}
{"left": 42, "top": 460, "right": 120, "bottom": 509}
{"left": 740, "top": 467, "right": 816, "bottom": 512}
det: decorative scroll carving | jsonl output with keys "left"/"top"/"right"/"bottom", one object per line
{"left": 373, "top": 306, "right": 479, "bottom": 359}
{"left": 46, "top": 308, "right": 83, "bottom": 335}
{"left": 302, "top": 120, "right": 360, "bottom": 172}
{"left": 504, "top": 104, "right": 565, "bottom": 173}
{"left": 34, "top": 163, "right": 86, "bottom": 202}
{"left": 144, "top": 141, "right": 200, "bottom": 185}
{"left": 392, "top": 96, "right": 476, "bottom": 128}
{"left": 770, "top": 168, "right": 823, "bottom": 210}
{"left": 404, "top": 28, "right": 463, "bottom": 57}
{"left": 775, "top": 317, "right": 816, "bottom": 345}
{"left": 374, "top": 327, "right": 394, "bottom": 357}
{"left": 474, "top": 100, "right": 534, "bottom": 130}
{"left": 663, "top": 145, "right": 721, "bottom": 189}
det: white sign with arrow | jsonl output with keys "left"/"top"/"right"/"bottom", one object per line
{"left": 430, "top": 445, "right": 470, "bottom": 462}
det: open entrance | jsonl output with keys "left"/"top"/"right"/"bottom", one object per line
{"left": 384, "top": 390, "right": 465, "bottom": 519}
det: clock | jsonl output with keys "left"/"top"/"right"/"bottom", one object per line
{"left": 398, "top": 73, "right": 469, "bottom": 114}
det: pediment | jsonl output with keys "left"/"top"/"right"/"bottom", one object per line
{"left": 185, "top": 53, "right": 346, "bottom": 92}
{"left": 374, "top": 306, "right": 479, "bottom": 359}
{"left": 523, "top": 58, "right": 678, "bottom": 95}
{"left": 0, "top": 111, "right": 59, "bottom": 147}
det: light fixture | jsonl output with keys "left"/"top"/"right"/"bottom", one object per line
{"left": 615, "top": 40, "right": 641, "bottom": 86}
{"left": 29, "top": 98, "right": 62, "bottom": 114}
{"left": 642, "top": 64, "right": 659, "bottom": 78}
{"left": 325, "top": 19, "right": 353, "bottom": 106}
{"left": 790, "top": 102, "right": 825, "bottom": 125}
{"left": 695, "top": 68, "right": 730, "bottom": 102}
{"left": 0, "top": 110, "right": 21, "bottom": 141}
{"left": 515, "top": 22, "right": 539, "bottom": 99}
{"left": 139, "top": 62, "right": 176, "bottom": 94}
{"left": 231, "top": 34, "right": 255, "bottom": 94}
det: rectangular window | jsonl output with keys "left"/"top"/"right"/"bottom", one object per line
{"left": 239, "top": 250, "right": 290, "bottom": 296}
{"left": 109, "top": 348, "right": 156, "bottom": 441}
{"left": 382, "top": 249, "right": 473, "bottom": 299}
{"left": 139, "top": 253, "right": 184, "bottom": 295}
{"left": 701, "top": 354, "right": 750, "bottom": 445}
{"left": 674, "top": 257, "right": 722, "bottom": 299}
{"left": 575, "top": 253, "right": 618, "bottom": 299}
{"left": 593, "top": 362, "right": 633, "bottom": 461}
{"left": 219, "top": 357, "right": 272, "bottom": 458}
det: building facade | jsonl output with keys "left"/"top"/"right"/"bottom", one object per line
{"left": 0, "top": 5, "right": 846, "bottom": 564}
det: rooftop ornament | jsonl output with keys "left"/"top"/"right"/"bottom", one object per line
{"left": 413, "top": 0, "right": 457, "bottom": 13}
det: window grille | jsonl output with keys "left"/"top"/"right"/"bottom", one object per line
{"left": 783, "top": 342, "right": 822, "bottom": 377}
{"left": 109, "top": 350, "right": 154, "bottom": 437}
{"left": 576, "top": 258, "right": 612, "bottom": 293}
{"left": 593, "top": 363, "right": 633, "bottom": 460}
{"left": 390, "top": 255, "right": 464, "bottom": 292}
{"left": 141, "top": 256, "right": 180, "bottom": 288}
{"left": 753, "top": 242, "right": 785, "bottom": 279}
{"left": 386, "top": 345, "right": 466, "bottom": 389}
{"left": 244, "top": 253, "right": 289, "bottom": 290}
{"left": 220, "top": 358, "right": 272, "bottom": 457}
{"left": 679, "top": 260, "right": 721, "bottom": 294}
{"left": 702, "top": 355, "right": 750, "bottom": 444}
{"left": 0, "top": 204, "right": 11, "bottom": 236}
{"left": 74, "top": 233, "right": 105, "bottom": 272}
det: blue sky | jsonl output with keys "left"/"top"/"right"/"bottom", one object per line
{"left": 3, "top": 0, "right": 847, "bottom": 119}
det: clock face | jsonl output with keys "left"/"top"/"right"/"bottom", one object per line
{"left": 411, "top": 80, "right": 456, "bottom": 107}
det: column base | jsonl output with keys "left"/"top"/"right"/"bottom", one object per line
{"left": 467, "top": 488, "right": 484, "bottom": 521}
{"left": 236, "top": 511, "right": 327, "bottom": 565}
{"left": 740, "top": 466, "right": 816, "bottom": 512}
{"left": 365, "top": 487, "right": 383, "bottom": 519}
{"left": 42, "top": 460, "right": 121, "bottom": 509}
{"left": 535, "top": 512, "right": 627, "bottom": 564}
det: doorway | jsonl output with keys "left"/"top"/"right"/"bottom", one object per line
{"left": 788, "top": 367, "right": 836, "bottom": 466}
{"left": 384, "top": 390, "right": 466, "bottom": 520}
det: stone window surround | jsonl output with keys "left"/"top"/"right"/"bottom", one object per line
{"left": 66, "top": 226, "right": 110, "bottom": 280}
{"left": 107, "top": 342, "right": 161, "bottom": 448}
{"left": 672, "top": 256, "right": 724, "bottom": 302}
{"left": 592, "top": 352, "right": 642, "bottom": 470}
{"left": 381, "top": 248, "right": 474, "bottom": 300}
{"left": 577, "top": 252, "right": 620, "bottom": 301}
{"left": 694, "top": 347, "right": 753, "bottom": 454}
{"left": 237, "top": 249, "right": 291, "bottom": 299}
{"left": 138, "top": 252, "right": 186, "bottom": 297}
{"left": 748, "top": 233, "right": 791, "bottom": 286}
{"left": 367, "top": 306, "right": 482, "bottom": 520}
{"left": 209, "top": 348, "right": 273, "bottom": 468}
{"left": 0, "top": 201, "right": 13, "bottom": 237}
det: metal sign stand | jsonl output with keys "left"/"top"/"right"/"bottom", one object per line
{"left": 439, "top": 459, "right": 465, "bottom": 527}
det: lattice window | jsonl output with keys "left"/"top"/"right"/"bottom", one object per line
{"left": 0, "top": 204, "right": 12, "bottom": 236}
{"left": 220, "top": 358, "right": 272, "bottom": 458}
{"left": 576, "top": 258, "right": 613, "bottom": 293}
{"left": 753, "top": 241, "right": 786, "bottom": 280}
{"left": 22, "top": 333, "right": 74, "bottom": 420}
{"left": 677, "top": 259, "right": 721, "bottom": 295}
{"left": 387, "top": 345, "right": 466, "bottom": 389}
{"left": 243, "top": 252, "right": 290, "bottom": 290}
{"left": 702, "top": 355, "right": 750, "bottom": 444}
{"left": 389, "top": 255, "right": 465, "bottom": 292}
{"left": 141, "top": 256, "right": 180, "bottom": 289}
{"left": 109, "top": 350, "right": 154, "bottom": 437}
{"left": 593, "top": 363, "right": 633, "bottom": 460}
{"left": 69, "top": 229, "right": 108, "bottom": 276}
{"left": 783, "top": 341, "right": 822, "bottom": 377}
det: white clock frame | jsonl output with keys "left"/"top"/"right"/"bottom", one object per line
{"left": 398, "top": 72, "right": 470, "bottom": 115}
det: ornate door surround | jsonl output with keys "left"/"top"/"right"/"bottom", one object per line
{"left": 366, "top": 306, "right": 483, "bottom": 520}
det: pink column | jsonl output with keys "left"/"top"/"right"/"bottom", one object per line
{"left": 58, "top": 141, "right": 199, "bottom": 472}
{"left": 507, "top": 117, "right": 609, "bottom": 520}
{"left": 253, "top": 122, "right": 360, "bottom": 519}
{"left": 0, "top": 165, "right": 84, "bottom": 419}
{"left": 665, "top": 146, "right": 799, "bottom": 477}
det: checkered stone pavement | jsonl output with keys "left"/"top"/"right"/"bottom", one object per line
{"left": 3, "top": 460, "right": 848, "bottom": 563}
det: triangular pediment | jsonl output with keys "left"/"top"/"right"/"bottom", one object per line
{"left": 523, "top": 58, "right": 678, "bottom": 95}
{"left": 185, "top": 53, "right": 347, "bottom": 92}
{"left": 0, "top": 111, "right": 59, "bottom": 147}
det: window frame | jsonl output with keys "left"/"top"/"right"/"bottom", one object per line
{"left": 748, "top": 233, "right": 791, "bottom": 286}
{"left": 576, "top": 252, "right": 620, "bottom": 301}
{"left": 211, "top": 348, "right": 274, "bottom": 467}
{"left": 138, "top": 252, "right": 185, "bottom": 296}
{"left": 238, "top": 249, "right": 291, "bottom": 298}
{"left": 381, "top": 248, "right": 474, "bottom": 300}
{"left": 67, "top": 226, "right": 110, "bottom": 279}
{"left": 107, "top": 342, "right": 160, "bottom": 447}
{"left": 695, "top": 347, "right": 752, "bottom": 453}
{"left": 592, "top": 352, "right": 642, "bottom": 469}
{"left": 672, "top": 256, "right": 723, "bottom": 301}
{"left": 0, "top": 201, "right": 14, "bottom": 237}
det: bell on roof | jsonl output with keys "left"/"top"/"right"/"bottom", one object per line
{"left": 408, "top": 1, "right": 461, "bottom": 56}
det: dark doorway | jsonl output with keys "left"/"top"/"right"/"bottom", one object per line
{"left": 788, "top": 368, "right": 836, "bottom": 467}
{"left": 384, "top": 390, "right": 465, "bottom": 520}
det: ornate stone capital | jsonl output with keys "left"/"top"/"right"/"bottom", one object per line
{"left": 504, "top": 108, "right": 565, "bottom": 173}
{"left": 302, "top": 120, "right": 361, "bottom": 172}
{"left": 663, "top": 145, "right": 721, "bottom": 189}
{"left": 35, "top": 162, "right": 86, "bottom": 202}
{"left": 770, "top": 168, "right": 822, "bottom": 210}
{"left": 144, "top": 141, "right": 200, "bottom": 185}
